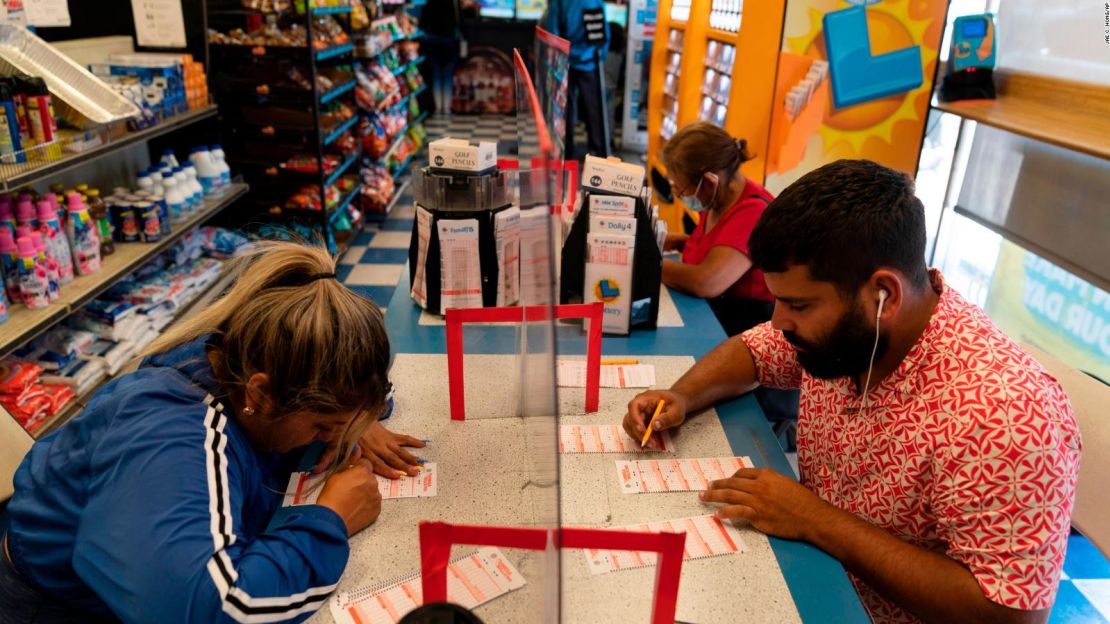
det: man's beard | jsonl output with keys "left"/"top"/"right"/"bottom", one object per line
{"left": 782, "top": 303, "right": 889, "bottom": 381}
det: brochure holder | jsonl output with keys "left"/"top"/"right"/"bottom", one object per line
{"left": 559, "top": 183, "right": 663, "bottom": 334}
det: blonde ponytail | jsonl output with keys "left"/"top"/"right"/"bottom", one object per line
{"left": 147, "top": 240, "right": 391, "bottom": 468}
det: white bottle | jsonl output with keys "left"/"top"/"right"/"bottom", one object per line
{"left": 190, "top": 147, "right": 219, "bottom": 196}
{"left": 172, "top": 167, "right": 193, "bottom": 213}
{"left": 162, "top": 174, "right": 187, "bottom": 223}
{"left": 210, "top": 144, "right": 231, "bottom": 189}
{"left": 160, "top": 148, "right": 179, "bottom": 169}
{"left": 150, "top": 167, "right": 164, "bottom": 196}
{"left": 183, "top": 164, "right": 205, "bottom": 209}
{"left": 136, "top": 169, "right": 154, "bottom": 193}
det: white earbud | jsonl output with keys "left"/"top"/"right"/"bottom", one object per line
{"left": 861, "top": 289, "right": 889, "bottom": 412}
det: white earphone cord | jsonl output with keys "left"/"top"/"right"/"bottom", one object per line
{"left": 861, "top": 293, "right": 885, "bottom": 412}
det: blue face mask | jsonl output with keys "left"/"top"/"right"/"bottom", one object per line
{"left": 680, "top": 174, "right": 717, "bottom": 213}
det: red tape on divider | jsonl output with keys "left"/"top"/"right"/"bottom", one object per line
{"left": 419, "top": 521, "right": 686, "bottom": 624}
{"left": 445, "top": 303, "right": 603, "bottom": 420}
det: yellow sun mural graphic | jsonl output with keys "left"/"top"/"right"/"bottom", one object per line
{"left": 765, "top": 0, "right": 948, "bottom": 193}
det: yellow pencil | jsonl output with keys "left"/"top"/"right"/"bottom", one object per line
{"left": 601, "top": 359, "right": 639, "bottom": 365}
{"left": 640, "top": 399, "right": 666, "bottom": 448}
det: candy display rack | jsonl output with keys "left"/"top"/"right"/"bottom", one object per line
{"left": 207, "top": 1, "right": 363, "bottom": 253}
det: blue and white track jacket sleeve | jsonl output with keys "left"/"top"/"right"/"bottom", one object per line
{"left": 70, "top": 393, "right": 350, "bottom": 623}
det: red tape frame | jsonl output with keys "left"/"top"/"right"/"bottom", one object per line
{"left": 445, "top": 303, "right": 603, "bottom": 420}
{"left": 419, "top": 521, "right": 686, "bottom": 624}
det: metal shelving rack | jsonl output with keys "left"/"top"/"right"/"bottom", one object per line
{"left": 207, "top": 2, "right": 362, "bottom": 253}
{"left": 354, "top": 4, "right": 427, "bottom": 224}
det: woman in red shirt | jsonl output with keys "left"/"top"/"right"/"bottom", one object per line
{"left": 661, "top": 122, "right": 775, "bottom": 336}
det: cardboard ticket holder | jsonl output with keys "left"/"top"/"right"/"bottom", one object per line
{"left": 559, "top": 188, "right": 663, "bottom": 334}
{"left": 419, "top": 521, "right": 687, "bottom": 624}
{"left": 446, "top": 303, "right": 603, "bottom": 421}
{"left": 408, "top": 166, "right": 519, "bottom": 313}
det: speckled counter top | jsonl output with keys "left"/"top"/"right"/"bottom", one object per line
{"left": 307, "top": 354, "right": 800, "bottom": 624}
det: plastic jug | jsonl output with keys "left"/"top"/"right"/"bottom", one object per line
{"left": 37, "top": 199, "right": 73, "bottom": 284}
{"left": 16, "top": 235, "right": 48, "bottom": 309}
{"left": 64, "top": 193, "right": 101, "bottom": 276}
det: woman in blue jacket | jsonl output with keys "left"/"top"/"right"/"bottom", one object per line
{"left": 1, "top": 241, "right": 424, "bottom": 623}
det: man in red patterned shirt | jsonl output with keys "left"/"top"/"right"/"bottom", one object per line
{"left": 624, "top": 160, "right": 1081, "bottom": 623}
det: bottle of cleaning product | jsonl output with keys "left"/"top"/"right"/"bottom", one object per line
{"left": 149, "top": 184, "right": 171, "bottom": 235}
{"left": 64, "top": 192, "right": 101, "bottom": 276}
{"left": 0, "top": 228, "right": 21, "bottom": 303}
{"left": 136, "top": 168, "right": 154, "bottom": 194}
{"left": 37, "top": 199, "right": 73, "bottom": 284}
{"left": 0, "top": 278, "right": 8, "bottom": 324}
{"left": 31, "top": 231, "right": 58, "bottom": 302}
{"left": 190, "top": 147, "right": 219, "bottom": 196}
{"left": 183, "top": 164, "right": 204, "bottom": 209}
{"left": 15, "top": 197, "right": 36, "bottom": 229}
{"left": 150, "top": 167, "right": 164, "bottom": 196}
{"left": 16, "top": 235, "right": 48, "bottom": 309}
{"left": 211, "top": 144, "right": 231, "bottom": 189}
{"left": 162, "top": 173, "right": 186, "bottom": 223}
{"left": 85, "top": 189, "right": 114, "bottom": 256}
{"left": 0, "top": 196, "right": 14, "bottom": 237}
{"left": 161, "top": 148, "right": 179, "bottom": 169}
{"left": 171, "top": 167, "right": 194, "bottom": 214}
{"left": 43, "top": 192, "right": 63, "bottom": 225}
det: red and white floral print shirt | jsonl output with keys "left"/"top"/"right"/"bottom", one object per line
{"left": 740, "top": 270, "right": 1081, "bottom": 623}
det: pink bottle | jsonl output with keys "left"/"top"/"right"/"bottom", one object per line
{"left": 15, "top": 235, "right": 48, "bottom": 309}
{"left": 0, "top": 195, "right": 13, "bottom": 236}
{"left": 30, "top": 231, "right": 58, "bottom": 302}
{"left": 15, "top": 197, "right": 36, "bottom": 229}
{"left": 0, "top": 228, "right": 20, "bottom": 302}
{"left": 37, "top": 199, "right": 73, "bottom": 284}
{"left": 65, "top": 192, "right": 100, "bottom": 276}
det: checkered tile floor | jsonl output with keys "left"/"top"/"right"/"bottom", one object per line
{"left": 337, "top": 114, "right": 1110, "bottom": 624}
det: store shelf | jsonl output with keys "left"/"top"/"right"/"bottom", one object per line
{"left": 210, "top": 42, "right": 353, "bottom": 62}
{"left": 0, "top": 183, "right": 249, "bottom": 359}
{"left": 932, "top": 82, "right": 1110, "bottom": 161}
{"left": 0, "top": 106, "right": 218, "bottom": 191}
{"left": 325, "top": 150, "right": 362, "bottom": 187}
{"left": 391, "top": 56, "right": 425, "bottom": 76}
{"left": 320, "top": 80, "right": 357, "bottom": 104}
{"left": 317, "top": 43, "right": 355, "bottom": 61}
{"left": 396, "top": 85, "right": 427, "bottom": 109}
{"left": 329, "top": 184, "right": 362, "bottom": 224}
{"left": 364, "top": 177, "right": 410, "bottom": 223}
{"left": 310, "top": 5, "right": 352, "bottom": 14}
{"left": 323, "top": 114, "right": 360, "bottom": 145}
{"left": 706, "top": 28, "right": 737, "bottom": 42}
{"left": 414, "top": 110, "right": 428, "bottom": 126}
{"left": 391, "top": 153, "right": 415, "bottom": 180}
{"left": 32, "top": 261, "right": 237, "bottom": 439}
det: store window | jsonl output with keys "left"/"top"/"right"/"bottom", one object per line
{"left": 918, "top": 0, "right": 1109, "bottom": 380}
{"left": 934, "top": 215, "right": 1109, "bottom": 382}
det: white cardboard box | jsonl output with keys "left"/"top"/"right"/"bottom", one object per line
{"left": 581, "top": 155, "right": 644, "bottom": 197}
{"left": 429, "top": 137, "right": 497, "bottom": 173}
